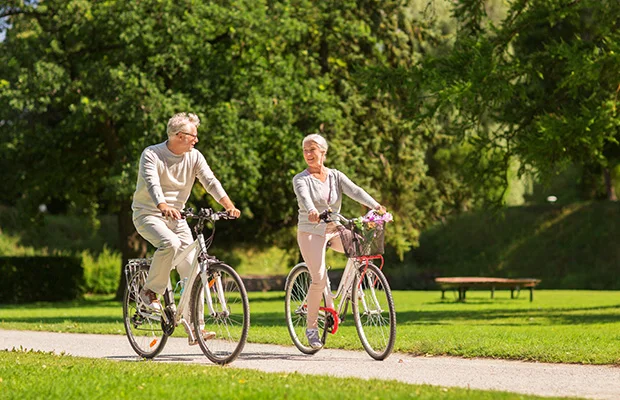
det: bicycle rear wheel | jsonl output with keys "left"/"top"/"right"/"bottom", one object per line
{"left": 122, "top": 266, "right": 168, "bottom": 358}
{"left": 351, "top": 262, "right": 396, "bottom": 360}
{"left": 191, "top": 262, "right": 249, "bottom": 365}
{"left": 284, "top": 263, "right": 327, "bottom": 355}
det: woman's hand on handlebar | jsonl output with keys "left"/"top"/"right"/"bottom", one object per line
{"left": 308, "top": 209, "right": 320, "bottom": 223}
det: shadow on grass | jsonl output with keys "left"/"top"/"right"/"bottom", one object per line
{"left": 0, "top": 316, "right": 122, "bottom": 324}
{"left": 396, "top": 304, "right": 620, "bottom": 326}
{"left": 0, "top": 296, "right": 120, "bottom": 310}
{"left": 247, "top": 294, "right": 286, "bottom": 303}
{"left": 3, "top": 294, "right": 618, "bottom": 328}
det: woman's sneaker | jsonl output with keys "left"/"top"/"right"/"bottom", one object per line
{"left": 306, "top": 328, "right": 323, "bottom": 349}
{"left": 183, "top": 323, "right": 216, "bottom": 346}
{"left": 188, "top": 330, "right": 216, "bottom": 346}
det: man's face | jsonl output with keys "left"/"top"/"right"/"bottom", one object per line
{"left": 177, "top": 124, "right": 199, "bottom": 152}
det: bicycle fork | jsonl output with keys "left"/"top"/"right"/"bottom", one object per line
{"left": 200, "top": 268, "right": 228, "bottom": 317}
{"left": 356, "top": 266, "right": 384, "bottom": 316}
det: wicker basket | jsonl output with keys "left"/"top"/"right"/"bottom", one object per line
{"left": 337, "top": 224, "right": 385, "bottom": 258}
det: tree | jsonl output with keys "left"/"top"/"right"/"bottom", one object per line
{"left": 375, "top": 0, "right": 620, "bottom": 203}
{"left": 4, "top": 0, "right": 451, "bottom": 296}
{"left": 1, "top": 1, "right": 260, "bottom": 297}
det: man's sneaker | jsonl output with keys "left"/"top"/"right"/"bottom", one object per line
{"left": 188, "top": 330, "right": 216, "bottom": 346}
{"left": 139, "top": 288, "right": 162, "bottom": 311}
{"left": 306, "top": 328, "right": 323, "bottom": 349}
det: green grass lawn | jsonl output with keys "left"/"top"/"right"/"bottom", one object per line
{"left": 1, "top": 290, "right": 619, "bottom": 364}
{"left": 0, "top": 349, "right": 574, "bottom": 400}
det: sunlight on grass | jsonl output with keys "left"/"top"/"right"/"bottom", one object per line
{"left": 0, "top": 349, "right": 567, "bottom": 400}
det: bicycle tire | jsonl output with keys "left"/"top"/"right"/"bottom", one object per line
{"left": 190, "top": 262, "right": 249, "bottom": 365}
{"left": 284, "top": 263, "right": 327, "bottom": 355}
{"left": 122, "top": 265, "right": 168, "bottom": 359}
{"left": 351, "top": 262, "right": 396, "bottom": 360}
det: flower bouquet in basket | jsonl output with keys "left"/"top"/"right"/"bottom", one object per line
{"left": 340, "top": 209, "right": 393, "bottom": 258}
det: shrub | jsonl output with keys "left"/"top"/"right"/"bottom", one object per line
{"left": 81, "top": 246, "right": 121, "bottom": 294}
{"left": 0, "top": 256, "right": 84, "bottom": 303}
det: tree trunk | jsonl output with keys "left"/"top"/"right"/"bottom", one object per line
{"left": 603, "top": 167, "right": 618, "bottom": 201}
{"left": 115, "top": 200, "right": 148, "bottom": 300}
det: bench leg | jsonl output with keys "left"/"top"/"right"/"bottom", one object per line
{"left": 510, "top": 289, "right": 514, "bottom": 299}
{"left": 491, "top": 287, "right": 495, "bottom": 299}
{"left": 441, "top": 290, "right": 445, "bottom": 299}
{"left": 530, "top": 288, "right": 533, "bottom": 302}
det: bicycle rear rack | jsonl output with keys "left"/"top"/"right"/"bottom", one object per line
{"left": 124, "top": 258, "right": 152, "bottom": 289}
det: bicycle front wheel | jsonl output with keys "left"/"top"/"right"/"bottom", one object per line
{"left": 351, "top": 262, "right": 396, "bottom": 360}
{"left": 191, "top": 262, "right": 249, "bottom": 365}
{"left": 284, "top": 263, "right": 327, "bottom": 355}
{"left": 122, "top": 266, "right": 168, "bottom": 358}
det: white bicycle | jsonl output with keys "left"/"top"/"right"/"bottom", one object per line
{"left": 122, "top": 208, "right": 250, "bottom": 365}
{"left": 284, "top": 209, "right": 396, "bottom": 360}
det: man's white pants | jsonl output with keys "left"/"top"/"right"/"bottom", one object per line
{"left": 133, "top": 214, "right": 195, "bottom": 295}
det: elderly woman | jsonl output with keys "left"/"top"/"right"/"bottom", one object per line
{"left": 292, "top": 133, "right": 385, "bottom": 349}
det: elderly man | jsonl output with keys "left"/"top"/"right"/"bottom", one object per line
{"left": 131, "top": 112, "right": 240, "bottom": 344}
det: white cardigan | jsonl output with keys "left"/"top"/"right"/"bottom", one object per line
{"left": 293, "top": 168, "right": 379, "bottom": 235}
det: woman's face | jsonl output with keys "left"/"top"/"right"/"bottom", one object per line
{"left": 303, "top": 141, "right": 325, "bottom": 169}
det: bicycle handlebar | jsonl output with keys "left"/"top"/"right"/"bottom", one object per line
{"left": 318, "top": 209, "right": 351, "bottom": 225}
{"left": 181, "top": 207, "right": 236, "bottom": 222}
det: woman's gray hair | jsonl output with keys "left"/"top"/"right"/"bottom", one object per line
{"left": 302, "top": 133, "right": 328, "bottom": 153}
{"left": 167, "top": 112, "right": 200, "bottom": 137}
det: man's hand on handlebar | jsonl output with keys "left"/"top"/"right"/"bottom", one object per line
{"left": 158, "top": 203, "right": 182, "bottom": 220}
{"left": 226, "top": 207, "right": 241, "bottom": 219}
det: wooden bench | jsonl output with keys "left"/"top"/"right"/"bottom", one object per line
{"left": 435, "top": 277, "right": 541, "bottom": 302}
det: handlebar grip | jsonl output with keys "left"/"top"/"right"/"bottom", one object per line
{"left": 318, "top": 209, "right": 331, "bottom": 221}
{"left": 180, "top": 208, "right": 194, "bottom": 219}
{"left": 218, "top": 211, "right": 236, "bottom": 220}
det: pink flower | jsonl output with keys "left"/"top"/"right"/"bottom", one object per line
{"left": 361, "top": 210, "right": 393, "bottom": 226}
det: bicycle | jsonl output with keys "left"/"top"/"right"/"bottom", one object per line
{"left": 122, "top": 207, "right": 250, "bottom": 365}
{"left": 284, "top": 209, "right": 396, "bottom": 360}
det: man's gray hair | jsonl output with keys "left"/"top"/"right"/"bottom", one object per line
{"left": 302, "top": 133, "right": 328, "bottom": 153}
{"left": 167, "top": 112, "right": 201, "bottom": 137}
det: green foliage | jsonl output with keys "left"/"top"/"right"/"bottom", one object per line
{"left": 409, "top": 201, "right": 620, "bottom": 289}
{"left": 0, "top": 0, "right": 468, "bottom": 262}
{"left": 0, "top": 256, "right": 84, "bottom": 303}
{"left": 2, "top": 0, "right": 618, "bottom": 283}
{"left": 0, "top": 207, "right": 121, "bottom": 294}
{"left": 394, "top": 0, "right": 620, "bottom": 201}
{"left": 81, "top": 246, "right": 120, "bottom": 294}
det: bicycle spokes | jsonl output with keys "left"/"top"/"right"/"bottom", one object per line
{"left": 193, "top": 263, "right": 249, "bottom": 365}
{"left": 352, "top": 263, "right": 396, "bottom": 361}
{"left": 122, "top": 265, "right": 168, "bottom": 358}
{"left": 285, "top": 264, "right": 328, "bottom": 355}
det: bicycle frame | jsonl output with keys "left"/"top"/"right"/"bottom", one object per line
{"left": 157, "top": 224, "right": 229, "bottom": 344}
{"left": 320, "top": 253, "right": 384, "bottom": 333}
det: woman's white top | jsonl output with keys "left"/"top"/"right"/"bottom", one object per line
{"left": 293, "top": 168, "right": 379, "bottom": 235}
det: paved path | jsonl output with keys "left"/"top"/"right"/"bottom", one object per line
{"left": 2, "top": 329, "right": 619, "bottom": 399}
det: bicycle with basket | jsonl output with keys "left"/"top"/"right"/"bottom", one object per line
{"left": 284, "top": 208, "right": 396, "bottom": 360}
